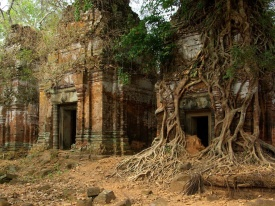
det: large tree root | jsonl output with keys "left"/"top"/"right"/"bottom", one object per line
{"left": 205, "top": 169, "right": 275, "bottom": 189}
{"left": 116, "top": 0, "right": 275, "bottom": 196}
{"left": 116, "top": 141, "right": 188, "bottom": 182}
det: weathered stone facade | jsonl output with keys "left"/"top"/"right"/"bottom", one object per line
{"left": 0, "top": 2, "right": 156, "bottom": 154}
{"left": 37, "top": 2, "right": 156, "bottom": 154}
{"left": 0, "top": 25, "right": 39, "bottom": 151}
{"left": 156, "top": 30, "right": 275, "bottom": 147}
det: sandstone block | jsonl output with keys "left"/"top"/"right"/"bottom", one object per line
{"left": 115, "top": 198, "right": 131, "bottom": 206}
{"left": 0, "top": 174, "right": 17, "bottom": 184}
{"left": 87, "top": 186, "right": 101, "bottom": 197}
{"left": 76, "top": 198, "right": 93, "bottom": 206}
{"left": 93, "top": 190, "right": 116, "bottom": 204}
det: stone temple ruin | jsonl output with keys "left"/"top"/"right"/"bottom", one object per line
{"left": 1, "top": 0, "right": 275, "bottom": 154}
{"left": 36, "top": 3, "right": 156, "bottom": 155}
{"left": 155, "top": 29, "right": 275, "bottom": 148}
{"left": 0, "top": 24, "right": 39, "bottom": 151}
{"left": 0, "top": 1, "right": 156, "bottom": 154}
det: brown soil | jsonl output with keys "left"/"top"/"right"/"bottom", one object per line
{"left": 0, "top": 149, "right": 274, "bottom": 206}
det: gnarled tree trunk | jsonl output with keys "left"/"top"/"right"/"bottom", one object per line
{"left": 116, "top": 0, "right": 275, "bottom": 190}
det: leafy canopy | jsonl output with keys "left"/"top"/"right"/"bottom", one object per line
{"left": 115, "top": 3, "right": 175, "bottom": 81}
{"left": 0, "top": 0, "right": 71, "bottom": 41}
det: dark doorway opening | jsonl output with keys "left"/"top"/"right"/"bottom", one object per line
{"left": 185, "top": 112, "right": 211, "bottom": 147}
{"left": 192, "top": 116, "right": 209, "bottom": 147}
{"left": 59, "top": 104, "right": 77, "bottom": 150}
{"left": 70, "top": 110, "right": 77, "bottom": 145}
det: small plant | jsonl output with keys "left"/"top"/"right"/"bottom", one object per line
{"left": 84, "top": 0, "right": 93, "bottom": 12}
{"left": 74, "top": 0, "right": 93, "bottom": 21}
{"left": 118, "top": 67, "right": 131, "bottom": 84}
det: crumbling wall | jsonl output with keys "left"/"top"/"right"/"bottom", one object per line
{"left": 156, "top": 28, "right": 275, "bottom": 147}
{"left": 0, "top": 25, "right": 39, "bottom": 151}
{"left": 37, "top": 1, "right": 156, "bottom": 154}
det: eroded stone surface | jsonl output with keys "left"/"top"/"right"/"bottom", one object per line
{"left": 93, "top": 190, "right": 116, "bottom": 204}
{"left": 36, "top": 2, "right": 156, "bottom": 155}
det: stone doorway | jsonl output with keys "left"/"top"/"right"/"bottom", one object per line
{"left": 185, "top": 112, "right": 212, "bottom": 147}
{"left": 59, "top": 103, "right": 77, "bottom": 149}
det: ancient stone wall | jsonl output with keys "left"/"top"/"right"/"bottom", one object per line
{"left": 37, "top": 2, "right": 156, "bottom": 154}
{"left": 156, "top": 30, "right": 275, "bottom": 147}
{"left": 0, "top": 25, "right": 39, "bottom": 151}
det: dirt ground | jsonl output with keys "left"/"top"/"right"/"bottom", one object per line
{"left": 0, "top": 149, "right": 274, "bottom": 206}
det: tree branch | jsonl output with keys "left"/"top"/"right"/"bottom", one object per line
{"left": 38, "top": 10, "right": 54, "bottom": 28}
{"left": 6, "top": 0, "right": 15, "bottom": 25}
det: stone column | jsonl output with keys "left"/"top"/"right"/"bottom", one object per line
{"left": 118, "top": 87, "right": 131, "bottom": 155}
{"left": 83, "top": 80, "right": 91, "bottom": 143}
{"left": 52, "top": 104, "right": 59, "bottom": 149}
{"left": 4, "top": 110, "right": 11, "bottom": 150}
{"left": 37, "top": 86, "right": 52, "bottom": 147}
{"left": 90, "top": 70, "right": 103, "bottom": 148}
{"left": 23, "top": 105, "right": 29, "bottom": 149}
{"left": 28, "top": 104, "right": 38, "bottom": 147}
{"left": 75, "top": 86, "right": 85, "bottom": 144}
{"left": 0, "top": 107, "right": 6, "bottom": 150}
{"left": 9, "top": 103, "right": 24, "bottom": 150}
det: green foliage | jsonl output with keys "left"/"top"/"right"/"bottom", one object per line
{"left": 224, "top": 46, "right": 256, "bottom": 79}
{"left": 141, "top": 0, "right": 180, "bottom": 17}
{"left": 258, "top": 50, "right": 275, "bottom": 70}
{"left": 115, "top": 15, "right": 174, "bottom": 78}
{"left": 224, "top": 44, "right": 275, "bottom": 79}
{"left": 84, "top": 0, "right": 93, "bottom": 12}
{"left": 1, "top": 0, "right": 67, "bottom": 28}
{"left": 0, "top": 21, "right": 10, "bottom": 43}
{"left": 17, "top": 49, "right": 34, "bottom": 64}
{"left": 74, "top": 0, "right": 93, "bottom": 21}
{"left": 118, "top": 67, "right": 131, "bottom": 84}
{"left": 74, "top": 0, "right": 81, "bottom": 21}
{"left": 162, "top": 0, "right": 177, "bottom": 9}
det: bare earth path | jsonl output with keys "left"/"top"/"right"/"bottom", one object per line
{"left": 0, "top": 150, "right": 274, "bottom": 206}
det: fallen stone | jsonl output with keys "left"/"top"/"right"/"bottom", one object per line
{"left": 115, "top": 198, "right": 131, "bottom": 206}
{"left": 93, "top": 190, "right": 116, "bottom": 204}
{"left": 245, "top": 198, "right": 275, "bottom": 206}
{"left": 0, "top": 174, "right": 17, "bottom": 184}
{"left": 87, "top": 186, "right": 101, "bottom": 197}
{"left": 150, "top": 198, "right": 168, "bottom": 206}
{"left": 76, "top": 198, "right": 93, "bottom": 206}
